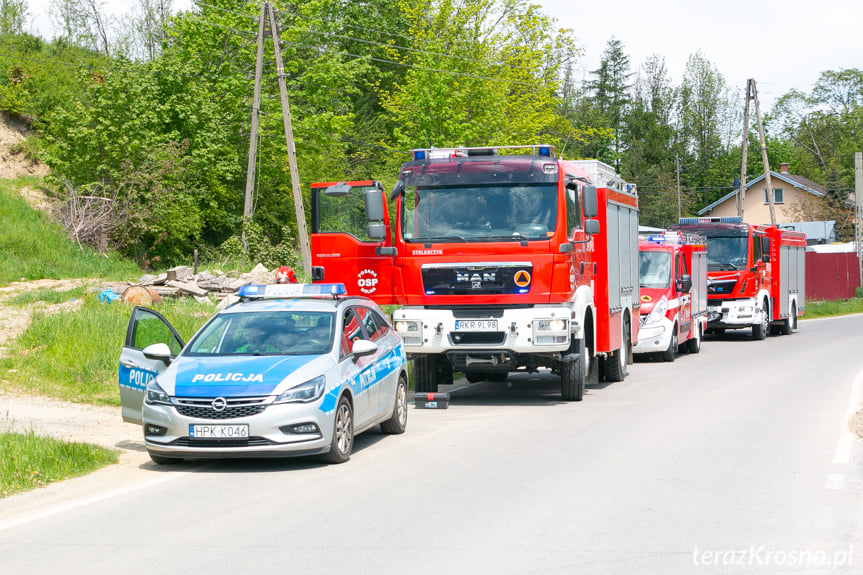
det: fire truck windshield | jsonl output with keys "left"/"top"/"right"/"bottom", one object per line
{"left": 639, "top": 251, "right": 671, "bottom": 289}
{"left": 706, "top": 236, "right": 748, "bottom": 270}
{"left": 401, "top": 184, "right": 557, "bottom": 243}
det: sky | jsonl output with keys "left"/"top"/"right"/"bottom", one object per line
{"left": 24, "top": 0, "right": 863, "bottom": 111}
{"left": 538, "top": 0, "right": 863, "bottom": 109}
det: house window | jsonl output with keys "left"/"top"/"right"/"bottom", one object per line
{"left": 763, "top": 188, "right": 784, "bottom": 204}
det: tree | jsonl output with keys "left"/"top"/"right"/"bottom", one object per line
{"left": 0, "top": 0, "right": 27, "bottom": 35}
{"left": 584, "top": 37, "right": 632, "bottom": 169}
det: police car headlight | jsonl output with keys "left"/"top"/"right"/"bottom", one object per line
{"left": 145, "top": 382, "right": 171, "bottom": 405}
{"left": 275, "top": 375, "right": 326, "bottom": 404}
{"left": 647, "top": 297, "right": 668, "bottom": 325}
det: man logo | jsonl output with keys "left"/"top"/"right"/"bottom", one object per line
{"left": 514, "top": 270, "right": 531, "bottom": 288}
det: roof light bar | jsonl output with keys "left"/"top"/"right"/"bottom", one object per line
{"left": 238, "top": 283, "right": 347, "bottom": 299}
{"left": 679, "top": 216, "right": 743, "bottom": 224}
{"left": 408, "top": 144, "right": 556, "bottom": 160}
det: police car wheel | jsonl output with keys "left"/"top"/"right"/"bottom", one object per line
{"left": 323, "top": 396, "right": 353, "bottom": 464}
{"left": 381, "top": 374, "right": 408, "bottom": 435}
{"left": 149, "top": 452, "right": 182, "bottom": 465}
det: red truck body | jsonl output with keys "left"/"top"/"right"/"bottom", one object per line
{"left": 668, "top": 217, "right": 806, "bottom": 338}
{"left": 633, "top": 231, "right": 709, "bottom": 360}
{"left": 310, "top": 146, "right": 639, "bottom": 400}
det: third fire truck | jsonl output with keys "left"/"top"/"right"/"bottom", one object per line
{"left": 309, "top": 146, "right": 639, "bottom": 401}
{"left": 668, "top": 217, "right": 806, "bottom": 338}
{"left": 633, "top": 231, "right": 708, "bottom": 361}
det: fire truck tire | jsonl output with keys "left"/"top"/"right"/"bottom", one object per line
{"left": 662, "top": 324, "right": 678, "bottom": 362}
{"left": 778, "top": 316, "right": 792, "bottom": 336}
{"left": 686, "top": 324, "right": 702, "bottom": 354}
{"left": 413, "top": 356, "right": 439, "bottom": 393}
{"left": 791, "top": 303, "right": 798, "bottom": 331}
{"left": 603, "top": 319, "right": 629, "bottom": 382}
{"left": 752, "top": 301, "right": 769, "bottom": 340}
{"left": 560, "top": 348, "right": 586, "bottom": 402}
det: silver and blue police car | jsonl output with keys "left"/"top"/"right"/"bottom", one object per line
{"left": 118, "top": 283, "right": 408, "bottom": 464}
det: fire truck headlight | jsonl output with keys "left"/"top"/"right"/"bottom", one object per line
{"left": 395, "top": 320, "right": 422, "bottom": 346}
{"left": 533, "top": 319, "right": 569, "bottom": 345}
{"left": 395, "top": 320, "right": 419, "bottom": 333}
{"left": 647, "top": 297, "right": 669, "bottom": 325}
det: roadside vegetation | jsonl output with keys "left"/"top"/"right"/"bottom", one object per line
{"left": 802, "top": 292, "right": 863, "bottom": 319}
{"left": 0, "top": 430, "right": 118, "bottom": 498}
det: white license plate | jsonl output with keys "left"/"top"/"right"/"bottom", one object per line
{"left": 455, "top": 320, "right": 498, "bottom": 331}
{"left": 189, "top": 424, "right": 249, "bottom": 439}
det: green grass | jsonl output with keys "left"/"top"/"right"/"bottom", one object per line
{"left": 0, "top": 430, "right": 118, "bottom": 498}
{"left": 7, "top": 285, "right": 90, "bottom": 306}
{"left": 0, "top": 292, "right": 213, "bottom": 404}
{"left": 801, "top": 297, "right": 863, "bottom": 320}
{"left": 0, "top": 177, "right": 139, "bottom": 284}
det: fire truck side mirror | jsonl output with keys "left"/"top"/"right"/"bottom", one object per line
{"left": 377, "top": 246, "right": 397, "bottom": 256}
{"left": 364, "top": 189, "right": 386, "bottom": 222}
{"left": 389, "top": 180, "right": 405, "bottom": 201}
{"left": 559, "top": 242, "right": 574, "bottom": 253}
{"left": 760, "top": 237, "right": 770, "bottom": 262}
{"left": 583, "top": 186, "right": 598, "bottom": 218}
{"left": 311, "top": 266, "right": 325, "bottom": 281}
{"left": 325, "top": 182, "right": 351, "bottom": 197}
{"left": 676, "top": 274, "right": 692, "bottom": 294}
{"left": 366, "top": 222, "right": 387, "bottom": 240}
{"left": 584, "top": 219, "right": 600, "bottom": 235}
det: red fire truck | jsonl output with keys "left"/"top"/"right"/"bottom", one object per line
{"left": 633, "top": 231, "right": 708, "bottom": 361}
{"left": 309, "top": 145, "right": 639, "bottom": 401}
{"left": 668, "top": 217, "right": 806, "bottom": 338}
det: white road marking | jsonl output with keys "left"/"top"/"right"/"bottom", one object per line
{"left": 0, "top": 472, "right": 188, "bottom": 531}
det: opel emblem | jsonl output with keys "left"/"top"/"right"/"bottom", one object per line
{"left": 212, "top": 397, "right": 227, "bottom": 412}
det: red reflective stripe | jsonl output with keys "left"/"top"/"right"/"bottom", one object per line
{"left": 427, "top": 393, "right": 434, "bottom": 401}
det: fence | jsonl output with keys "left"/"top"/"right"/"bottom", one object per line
{"left": 805, "top": 252, "right": 861, "bottom": 301}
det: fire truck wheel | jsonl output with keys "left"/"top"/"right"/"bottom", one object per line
{"left": 791, "top": 304, "right": 798, "bottom": 331}
{"left": 662, "top": 324, "right": 678, "bottom": 362}
{"left": 752, "top": 301, "right": 769, "bottom": 340}
{"left": 413, "top": 356, "right": 440, "bottom": 393}
{"left": 560, "top": 352, "right": 586, "bottom": 401}
{"left": 686, "top": 324, "right": 702, "bottom": 353}
{"left": 778, "top": 316, "right": 793, "bottom": 336}
{"left": 603, "top": 319, "right": 630, "bottom": 382}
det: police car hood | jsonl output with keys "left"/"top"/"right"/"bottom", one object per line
{"left": 159, "top": 354, "right": 333, "bottom": 397}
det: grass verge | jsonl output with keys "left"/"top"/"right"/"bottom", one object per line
{"left": 0, "top": 430, "right": 118, "bottom": 498}
{"left": 801, "top": 297, "right": 863, "bottom": 320}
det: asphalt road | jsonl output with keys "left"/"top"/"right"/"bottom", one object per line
{"left": 2, "top": 314, "right": 862, "bottom": 574}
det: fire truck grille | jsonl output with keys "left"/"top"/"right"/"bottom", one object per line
{"left": 448, "top": 332, "right": 506, "bottom": 345}
{"left": 707, "top": 280, "right": 737, "bottom": 295}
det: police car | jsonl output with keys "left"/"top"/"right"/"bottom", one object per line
{"left": 118, "top": 283, "right": 408, "bottom": 464}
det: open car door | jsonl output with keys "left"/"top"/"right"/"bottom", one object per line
{"left": 310, "top": 180, "right": 395, "bottom": 305}
{"left": 118, "top": 306, "right": 185, "bottom": 424}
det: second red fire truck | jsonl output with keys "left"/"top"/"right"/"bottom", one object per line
{"left": 668, "top": 217, "right": 806, "bottom": 338}
{"left": 633, "top": 231, "right": 708, "bottom": 361}
{"left": 309, "top": 146, "right": 639, "bottom": 401}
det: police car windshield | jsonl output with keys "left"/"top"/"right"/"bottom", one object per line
{"left": 185, "top": 311, "right": 335, "bottom": 356}
{"left": 639, "top": 251, "right": 671, "bottom": 289}
{"left": 402, "top": 184, "right": 557, "bottom": 242}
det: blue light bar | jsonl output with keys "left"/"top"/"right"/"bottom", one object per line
{"left": 238, "top": 283, "right": 347, "bottom": 298}
{"left": 412, "top": 150, "right": 426, "bottom": 160}
{"left": 679, "top": 216, "right": 743, "bottom": 224}
{"left": 538, "top": 146, "right": 552, "bottom": 157}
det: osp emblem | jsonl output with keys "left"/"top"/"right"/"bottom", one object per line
{"left": 514, "top": 270, "right": 531, "bottom": 288}
{"left": 358, "top": 268, "right": 378, "bottom": 294}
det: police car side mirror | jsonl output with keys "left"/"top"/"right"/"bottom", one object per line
{"left": 676, "top": 274, "right": 692, "bottom": 294}
{"left": 351, "top": 339, "right": 378, "bottom": 359}
{"left": 143, "top": 342, "right": 173, "bottom": 364}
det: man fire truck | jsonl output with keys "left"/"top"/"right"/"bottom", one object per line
{"left": 309, "top": 145, "right": 639, "bottom": 401}
{"left": 633, "top": 231, "right": 708, "bottom": 361}
{"left": 668, "top": 217, "right": 806, "bottom": 338}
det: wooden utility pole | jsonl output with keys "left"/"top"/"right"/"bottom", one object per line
{"left": 268, "top": 4, "right": 311, "bottom": 276}
{"left": 243, "top": 3, "right": 267, "bottom": 229}
{"left": 675, "top": 155, "right": 681, "bottom": 220}
{"left": 751, "top": 79, "right": 776, "bottom": 225}
{"left": 738, "top": 79, "right": 752, "bottom": 218}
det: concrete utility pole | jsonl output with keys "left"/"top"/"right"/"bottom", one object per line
{"left": 268, "top": 4, "right": 311, "bottom": 276}
{"left": 751, "top": 79, "right": 776, "bottom": 225}
{"left": 738, "top": 79, "right": 752, "bottom": 218}
{"left": 675, "top": 155, "right": 681, "bottom": 220}
{"left": 855, "top": 152, "right": 862, "bottom": 287}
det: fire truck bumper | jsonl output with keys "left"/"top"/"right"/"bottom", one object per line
{"left": 707, "top": 299, "right": 759, "bottom": 329}
{"left": 633, "top": 316, "right": 671, "bottom": 354}
{"left": 392, "top": 305, "right": 578, "bottom": 356}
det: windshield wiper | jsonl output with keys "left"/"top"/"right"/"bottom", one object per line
{"left": 482, "top": 233, "right": 530, "bottom": 242}
{"left": 417, "top": 236, "right": 467, "bottom": 243}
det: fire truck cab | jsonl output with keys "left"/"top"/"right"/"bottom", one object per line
{"left": 668, "top": 217, "right": 806, "bottom": 339}
{"left": 633, "top": 231, "right": 708, "bottom": 361}
{"left": 309, "top": 145, "right": 639, "bottom": 401}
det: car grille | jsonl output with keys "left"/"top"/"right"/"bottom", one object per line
{"left": 170, "top": 437, "right": 276, "bottom": 447}
{"left": 174, "top": 396, "right": 270, "bottom": 420}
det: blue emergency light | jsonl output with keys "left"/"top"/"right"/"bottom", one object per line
{"left": 238, "top": 283, "right": 347, "bottom": 299}
{"left": 412, "top": 150, "right": 426, "bottom": 160}
{"left": 538, "top": 146, "right": 552, "bottom": 157}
